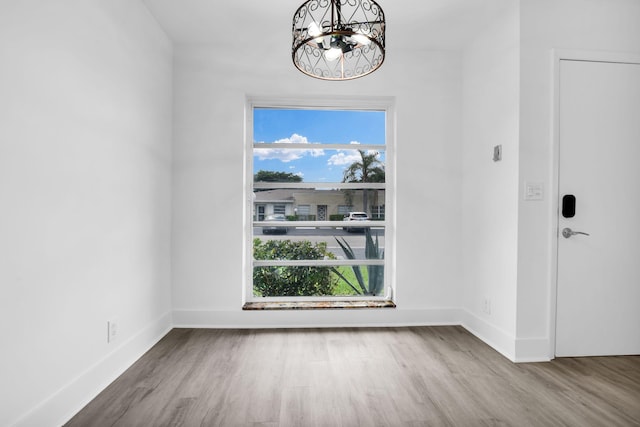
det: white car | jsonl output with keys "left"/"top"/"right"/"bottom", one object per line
{"left": 343, "top": 212, "right": 369, "bottom": 232}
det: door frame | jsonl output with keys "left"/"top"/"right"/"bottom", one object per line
{"left": 549, "top": 49, "right": 640, "bottom": 358}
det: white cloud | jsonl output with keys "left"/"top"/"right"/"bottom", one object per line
{"left": 254, "top": 133, "right": 325, "bottom": 162}
{"left": 327, "top": 148, "right": 384, "bottom": 167}
{"left": 327, "top": 150, "right": 361, "bottom": 166}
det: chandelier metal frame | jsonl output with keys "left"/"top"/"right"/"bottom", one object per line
{"left": 292, "top": 0, "right": 386, "bottom": 81}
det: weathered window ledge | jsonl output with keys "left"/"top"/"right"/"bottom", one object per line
{"left": 243, "top": 300, "right": 396, "bottom": 310}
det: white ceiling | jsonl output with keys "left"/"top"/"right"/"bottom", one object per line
{"left": 142, "top": 0, "right": 511, "bottom": 50}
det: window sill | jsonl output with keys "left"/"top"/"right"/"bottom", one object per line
{"left": 242, "top": 300, "right": 396, "bottom": 310}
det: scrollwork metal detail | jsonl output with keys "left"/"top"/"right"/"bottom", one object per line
{"left": 292, "top": 0, "right": 385, "bottom": 80}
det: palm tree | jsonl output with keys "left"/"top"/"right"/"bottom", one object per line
{"left": 342, "top": 149, "right": 385, "bottom": 214}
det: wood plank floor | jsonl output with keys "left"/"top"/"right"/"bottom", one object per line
{"left": 66, "top": 326, "right": 640, "bottom": 426}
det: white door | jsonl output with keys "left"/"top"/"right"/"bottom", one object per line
{"left": 556, "top": 59, "right": 640, "bottom": 357}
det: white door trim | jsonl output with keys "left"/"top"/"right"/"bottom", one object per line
{"left": 549, "top": 49, "right": 640, "bottom": 358}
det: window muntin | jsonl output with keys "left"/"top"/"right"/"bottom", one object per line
{"left": 246, "top": 100, "right": 393, "bottom": 302}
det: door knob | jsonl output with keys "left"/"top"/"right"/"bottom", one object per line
{"left": 562, "top": 227, "right": 590, "bottom": 238}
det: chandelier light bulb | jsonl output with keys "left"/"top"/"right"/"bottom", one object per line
{"left": 352, "top": 33, "right": 371, "bottom": 46}
{"left": 308, "top": 22, "right": 322, "bottom": 37}
{"left": 324, "top": 47, "right": 343, "bottom": 62}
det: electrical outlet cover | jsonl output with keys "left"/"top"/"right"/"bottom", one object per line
{"left": 107, "top": 320, "right": 118, "bottom": 343}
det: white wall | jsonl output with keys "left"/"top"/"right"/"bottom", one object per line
{"left": 171, "top": 44, "right": 464, "bottom": 327}
{"left": 461, "top": 2, "right": 520, "bottom": 359}
{"left": 0, "top": 1, "right": 173, "bottom": 425}
{"left": 515, "top": 0, "right": 640, "bottom": 360}
{"left": 4, "top": 0, "right": 639, "bottom": 422}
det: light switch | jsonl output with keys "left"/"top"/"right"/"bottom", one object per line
{"left": 524, "top": 182, "right": 544, "bottom": 201}
{"left": 493, "top": 145, "right": 502, "bottom": 162}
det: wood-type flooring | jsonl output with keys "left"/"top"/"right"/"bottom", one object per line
{"left": 66, "top": 326, "right": 640, "bottom": 426}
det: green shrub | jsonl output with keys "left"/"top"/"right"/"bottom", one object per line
{"left": 286, "top": 215, "right": 317, "bottom": 221}
{"left": 253, "top": 239, "right": 336, "bottom": 297}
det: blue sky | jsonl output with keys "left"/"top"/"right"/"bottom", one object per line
{"left": 253, "top": 108, "right": 385, "bottom": 183}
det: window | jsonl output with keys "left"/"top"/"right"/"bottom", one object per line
{"left": 371, "top": 205, "right": 385, "bottom": 220}
{"left": 296, "top": 204, "right": 311, "bottom": 220}
{"left": 245, "top": 97, "right": 394, "bottom": 302}
{"left": 256, "top": 205, "right": 265, "bottom": 221}
{"left": 338, "top": 205, "right": 353, "bottom": 215}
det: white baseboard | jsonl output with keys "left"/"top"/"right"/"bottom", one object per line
{"left": 12, "top": 311, "right": 173, "bottom": 427}
{"left": 172, "top": 307, "right": 463, "bottom": 329}
{"left": 461, "top": 309, "right": 552, "bottom": 363}
{"left": 514, "top": 337, "right": 552, "bottom": 362}
{"left": 173, "top": 308, "right": 550, "bottom": 361}
{"left": 461, "top": 309, "right": 517, "bottom": 362}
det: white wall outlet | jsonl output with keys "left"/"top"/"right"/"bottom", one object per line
{"left": 483, "top": 298, "right": 492, "bottom": 315}
{"left": 107, "top": 319, "right": 118, "bottom": 343}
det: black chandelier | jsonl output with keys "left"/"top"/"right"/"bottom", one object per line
{"left": 292, "top": 0, "right": 386, "bottom": 81}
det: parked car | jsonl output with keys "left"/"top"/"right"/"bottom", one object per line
{"left": 344, "top": 211, "right": 369, "bottom": 232}
{"left": 262, "top": 214, "right": 289, "bottom": 234}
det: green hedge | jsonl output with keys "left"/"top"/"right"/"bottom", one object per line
{"left": 286, "top": 215, "right": 316, "bottom": 221}
{"left": 253, "top": 239, "right": 336, "bottom": 297}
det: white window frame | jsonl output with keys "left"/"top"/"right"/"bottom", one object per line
{"left": 243, "top": 96, "right": 396, "bottom": 303}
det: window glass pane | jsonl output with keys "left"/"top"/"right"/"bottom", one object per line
{"left": 256, "top": 205, "right": 266, "bottom": 221}
{"left": 254, "top": 149, "right": 385, "bottom": 184}
{"left": 249, "top": 104, "right": 390, "bottom": 302}
{"left": 295, "top": 204, "right": 311, "bottom": 220}
{"left": 253, "top": 109, "right": 385, "bottom": 146}
{"left": 370, "top": 205, "right": 385, "bottom": 220}
{"left": 337, "top": 205, "right": 353, "bottom": 215}
{"left": 253, "top": 227, "right": 385, "bottom": 262}
{"left": 253, "top": 265, "right": 385, "bottom": 297}
{"left": 253, "top": 189, "right": 385, "bottom": 221}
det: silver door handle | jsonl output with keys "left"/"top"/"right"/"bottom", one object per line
{"left": 562, "top": 227, "right": 590, "bottom": 238}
